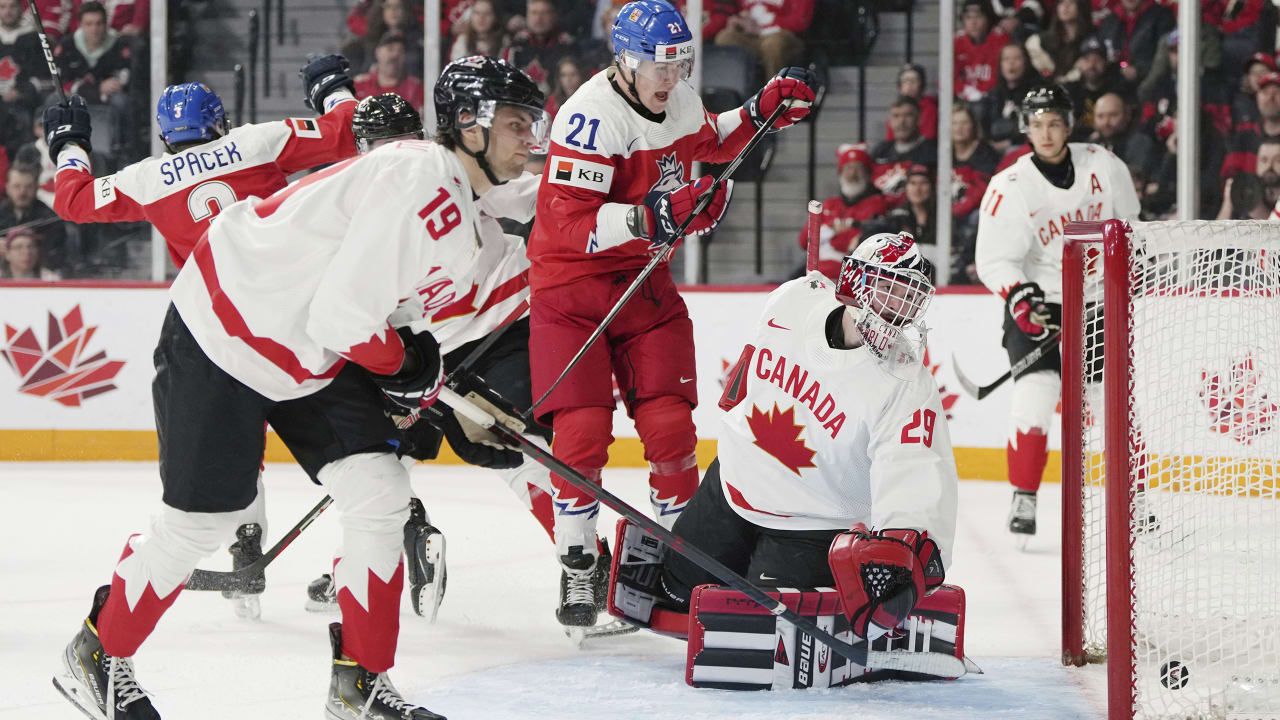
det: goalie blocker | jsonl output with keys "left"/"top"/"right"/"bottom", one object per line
{"left": 607, "top": 518, "right": 969, "bottom": 690}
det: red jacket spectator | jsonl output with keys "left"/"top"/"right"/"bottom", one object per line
{"left": 735, "top": 0, "right": 815, "bottom": 35}
{"left": 955, "top": 0, "right": 1009, "bottom": 100}
{"left": 872, "top": 96, "right": 938, "bottom": 202}
{"left": 353, "top": 73, "right": 424, "bottom": 114}
{"left": 800, "top": 144, "right": 896, "bottom": 278}
{"left": 680, "top": 0, "right": 737, "bottom": 38}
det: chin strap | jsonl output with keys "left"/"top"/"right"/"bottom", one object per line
{"left": 455, "top": 127, "right": 507, "bottom": 187}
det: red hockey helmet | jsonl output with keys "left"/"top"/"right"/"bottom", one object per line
{"left": 835, "top": 231, "right": 935, "bottom": 360}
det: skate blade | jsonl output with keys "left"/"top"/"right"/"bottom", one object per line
{"left": 304, "top": 599, "right": 340, "bottom": 614}
{"left": 564, "top": 619, "right": 640, "bottom": 647}
{"left": 411, "top": 533, "right": 446, "bottom": 622}
{"left": 52, "top": 673, "right": 107, "bottom": 720}
{"left": 231, "top": 594, "right": 261, "bottom": 620}
{"left": 1013, "top": 533, "right": 1031, "bottom": 552}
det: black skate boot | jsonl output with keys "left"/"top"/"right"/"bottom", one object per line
{"left": 1132, "top": 488, "right": 1160, "bottom": 534}
{"left": 404, "top": 498, "right": 446, "bottom": 622}
{"left": 306, "top": 573, "right": 339, "bottom": 613}
{"left": 1008, "top": 490, "right": 1037, "bottom": 549}
{"left": 556, "top": 545, "right": 598, "bottom": 631}
{"left": 53, "top": 585, "right": 161, "bottom": 720}
{"left": 325, "top": 623, "right": 445, "bottom": 720}
{"left": 591, "top": 539, "right": 612, "bottom": 614}
{"left": 224, "top": 523, "right": 265, "bottom": 619}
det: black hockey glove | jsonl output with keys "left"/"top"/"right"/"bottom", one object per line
{"left": 299, "top": 53, "right": 354, "bottom": 113}
{"left": 439, "top": 405, "right": 523, "bottom": 469}
{"left": 1005, "top": 282, "right": 1061, "bottom": 341}
{"left": 43, "top": 96, "right": 93, "bottom": 162}
{"left": 371, "top": 327, "right": 443, "bottom": 412}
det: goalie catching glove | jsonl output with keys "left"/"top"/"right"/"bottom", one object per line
{"left": 370, "top": 327, "right": 443, "bottom": 411}
{"left": 642, "top": 175, "right": 733, "bottom": 249}
{"left": 829, "top": 523, "right": 945, "bottom": 640}
{"left": 1005, "top": 282, "right": 1061, "bottom": 341}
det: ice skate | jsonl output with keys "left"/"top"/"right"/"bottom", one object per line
{"left": 325, "top": 623, "right": 445, "bottom": 720}
{"left": 223, "top": 523, "right": 265, "bottom": 619}
{"left": 404, "top": 498, "right": 446, "bottom": 622}
{"left": 52, "top": 586, "right": 161, "bottom": 720}
{"left": 1008, "top": 490, "right": 1037, "bottom": 550}
{"left": 306, "top": 573, "right": 339, "bottom": 613}
{"left": 556, "top": 545, "right": 599, "bottom": 641}
{"left": 1132, "top": 488, "right": 1160, "bottom": 535}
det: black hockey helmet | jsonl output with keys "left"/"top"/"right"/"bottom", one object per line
{"left": 433, "top": 55, "right": 549, "bottom": 184}
{"left": 352, "top": 93, "right": 424, "bottom": 153}
{"left": 1019, "top": 84, "right": 1074, "bottom": 133}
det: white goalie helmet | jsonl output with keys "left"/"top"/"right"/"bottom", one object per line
{"left": 834, "top": 231, "right": 936, "bottom": 367}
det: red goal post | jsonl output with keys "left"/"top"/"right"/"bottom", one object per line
{"left": 1062, "top": 219, "right": 1280, "bottom": 720}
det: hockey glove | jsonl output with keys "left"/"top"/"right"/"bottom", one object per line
{"left": 300, "top": 53, "right": 354, "bottom": 113}
{"left": 1005, "top": 282, "right": 1062, "bottom": 341}
{"left": 371, "top": 327, "right": 443, "bottom": 412}
{"left": 829, "top": 524, "right": 945, "bottom": 640}
{"left": 43, "top": 96, "right": 93, "bottom": 162}
{"left": 745, "top": 67, "right": 817, "bottom": 133}
{"left": 643, "top": 175, "right": 734, "bottom": 249}
{"left": 438, "top": 403, "right": 523, "bottom": 469}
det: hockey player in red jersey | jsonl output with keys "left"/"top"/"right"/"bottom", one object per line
{"left": 975, "top": 85, "right": 1139, "bottom": 546}
{"left": 49, "top": 57, "right": 548, "bottom": 720}
{"left": 44, "top": 53, "right": 362, "bottom": 269}
{"left": 526, "top": 0, "right": 816, "bottom": 630}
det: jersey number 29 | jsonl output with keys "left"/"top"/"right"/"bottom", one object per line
{"left": 900, "top": 408, "right": 937, "bottom": 447}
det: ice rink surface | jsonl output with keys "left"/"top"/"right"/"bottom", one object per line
{"left": 0, "top": 462, "right": 1106, "bottom": 719}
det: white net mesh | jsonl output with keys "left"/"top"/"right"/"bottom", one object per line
{"left": 1076, "top": 220, "right": 1280, "bottom": 719}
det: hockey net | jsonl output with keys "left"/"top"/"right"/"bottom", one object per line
{"left": 1062, "top": 220, "right": 1280, "bottom": 720}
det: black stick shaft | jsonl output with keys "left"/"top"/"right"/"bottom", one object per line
{"left": 26, "top": 0, "right": 66, "bottom": 101}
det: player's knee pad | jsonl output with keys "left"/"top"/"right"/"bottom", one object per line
{"left": 320, "top": 452, "right": 412, "bottom": 557}
{"left": 633, "top": 395, "right": 696, "bottom": 468}
{"left": 112, "top": 507, "right": 239, "bottom": 608}
{"left": 1008, "top": 370, "right": 1061, "bottom": 439}
{"left": 550, "top": 406, "right": 614, "bottom": 471}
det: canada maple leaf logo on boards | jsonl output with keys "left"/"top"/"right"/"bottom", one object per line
{"left": 922, "top": 347, "right": 959, "bottom": 420}
{"left": 1, "top": 306, "right": 125, "bottom": 406}
{"left": 1199, "top": 352, "right": 1277, "bottom": 445}
{"left": 746, "top": 403, "right": 816, "bottom": 475}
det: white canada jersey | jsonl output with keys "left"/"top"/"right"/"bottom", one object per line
{"left": 388, "top": 172, "right": 537, "bottom": 353}
{"left": 170, "top": 140, "right": 483, "bottom": 401}
{"left": 716, "top": 273, "right": 959, "bottom": 567}
{"left": 975, "top": 143, "right": 1138, "bottom": 301}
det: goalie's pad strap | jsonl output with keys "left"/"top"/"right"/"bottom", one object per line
{"left": 686, "top": 583, "right": 967, "bottom": 690}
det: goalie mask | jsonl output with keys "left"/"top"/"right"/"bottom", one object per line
{"left": 835, "top": 231, "right": 935, "bottom": 367}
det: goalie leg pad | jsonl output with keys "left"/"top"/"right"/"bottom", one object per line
{"left": 686, "top": 583, "right": 968, "bottom": 690}
{"left": 605, "top": 518, "right": 691, "bottom": 638}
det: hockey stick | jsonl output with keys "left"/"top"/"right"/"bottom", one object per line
{"left": 441, "top": 384, "right": 968, "bottom": 678}
{"left": 26, "top": 0, "right": 67, "bottom": 102}
{"left": 523, "top": 101, "right": 793, "bottom": 423}
{"left": 185, "top": 302, "right": 534, "bottom": 592}
{"left": 805, "top": 199, "right": 822, "bottom": 273}
{"left": 186, "top": 495, "right": 333, "bottom": 592}
{"left": 952, "top": 328, "right": 1061, "bottom": 400}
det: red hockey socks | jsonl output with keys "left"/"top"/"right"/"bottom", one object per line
{"left": 633, "top": 395, "right": 699, "bottom": 528}
{"left": 1008, "top": 428, "right": 1049, "bottom": 493}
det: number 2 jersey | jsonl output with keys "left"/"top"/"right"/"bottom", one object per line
{"left": 169, "top": 140, "right": 484, "bottom": 402}
{"left": 974, "top": 142, "right": 1139, "bottom": 301}
{"left": 51, "top": 92, "right": 359, "bottom": 269}
{"left": 716, "top": 273, "right": 958, "bottom": 566}
{"left": 527, "top": 68, "right": 756, "bottom": 292}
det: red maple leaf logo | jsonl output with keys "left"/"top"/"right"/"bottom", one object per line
{"left": 922, "top": 346, "right": 960, "bottom": 420}
{"left": 1199, "top": 352, "right": 1277, "bottom": 445}
{"left": 746, "top": 403, "right": 816, "bottom": 476}
{"left": 0, "top": 56, "right": 18, "bottom": 88}
{"left": 1, "top": 305, "right": 125, "bottom": 406}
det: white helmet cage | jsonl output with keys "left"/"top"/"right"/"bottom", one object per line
{"left": 834, "top": 231, "right": 936, "bottom": 362}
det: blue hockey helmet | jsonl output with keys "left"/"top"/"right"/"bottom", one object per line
{"left": 156, "top": 82, "right": 229, "bottom": 148}
{"left": 611, "top": 1, "right": 695, "bottom": 84}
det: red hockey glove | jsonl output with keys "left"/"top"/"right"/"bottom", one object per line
{"left": 643, "top": 175, "right": 734, "bottom": 249}
{"left": 370, "top": 327, "right": 443, "bottom": 411}
{"left": 829, "top": 524, "right": 945, "bottom": 640}
{"left": 1005, "top": 282, "right": 1061, "bottom": 341}
{"left": 746, "top": 67, "right": 817, "bottom": 133}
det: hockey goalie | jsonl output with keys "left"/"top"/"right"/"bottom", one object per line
{"left": 605, "top": 231, "right": 970, "bottom": 689}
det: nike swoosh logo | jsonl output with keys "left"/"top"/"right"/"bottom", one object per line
{"left": 626, "top": 137, "right": 640, "bottom": 153}
{"left": 767, "top": 318, "right": 790, "bottom": 330}
{"left": 1030, "top": 207, "right": 1045, "bottom": 217}
{"left": 759, "top": 574, "right": 777, "bottom": 581}
{"left": 679, "top": 377, "right": 694, "bottom": 383}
